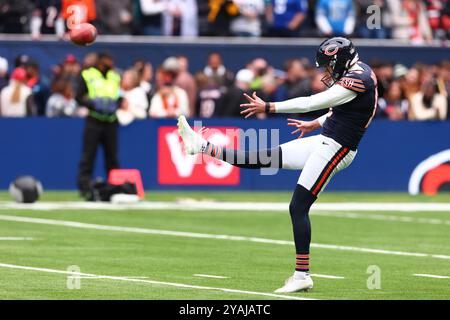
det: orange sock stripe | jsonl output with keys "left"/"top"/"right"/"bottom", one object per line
{"left": 295, "top": 265, "right": 310, "bottom": 270}
{"left": 296, "top": 254, "right": 310, "bottom": 259}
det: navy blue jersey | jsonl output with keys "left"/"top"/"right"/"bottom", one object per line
{"left": 322, "top": 61, "right": 378, "bottom": 150}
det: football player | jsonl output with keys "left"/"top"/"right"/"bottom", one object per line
{"left": 178, "top": 37, "right": 378, "bottom": 293}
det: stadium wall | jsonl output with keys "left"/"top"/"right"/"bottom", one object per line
{"left": 0, "top": 118, "right": 449, "bottom": 192}
{"left": 0, "top": 38, "right": 449, "bottom": 76}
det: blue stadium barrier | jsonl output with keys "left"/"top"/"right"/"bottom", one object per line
{"left": 0, "top": 118, "right": 448, "bottom": 192}
{"left": 0, "top": 39, "right": 449, "bottom": 77}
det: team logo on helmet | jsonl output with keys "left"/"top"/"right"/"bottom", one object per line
{"left": 324, "top": 44, "right": 339, "bottom": 56}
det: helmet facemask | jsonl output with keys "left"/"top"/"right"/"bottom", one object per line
{"left": 321, "top": 63, "right": 338, "bottom": 88}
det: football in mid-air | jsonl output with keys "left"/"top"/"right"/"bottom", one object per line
{"left": 69, "top": 23, "right": 97, "bottom": 46}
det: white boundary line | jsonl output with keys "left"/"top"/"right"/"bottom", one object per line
{"left": 0, "top": 214, "right": 449, "bottom": 260}
{"left": 193, "top": 274, "right": 228, "bottom": 279}
{"left": 1, "top": 201, "right": 450, "bottom": 212}
{"left": 413, "top": 274, "right": 450, "bottom": 279}
{"left": 0, "top": 262, "right": 313, "bottom": 300}
{"left": 0, "top": 237, "right": 34, "bottom": 240}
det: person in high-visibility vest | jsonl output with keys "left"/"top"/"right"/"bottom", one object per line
{"left": 75, "top": 52, "right": 121, "bottom": 198}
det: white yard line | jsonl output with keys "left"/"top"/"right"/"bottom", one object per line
{"left": 312, "top": 211, "right": 450, "bottom": 226}
{"left": 193, "top": 274, "right": 228, "bottom": 279}
{"left": 76, "top": 276, "right": 149, "bottom": 280}
{"left": 0, "top": 262, "right": 312, "bottom": 300}
{"left": 310, "top": 274, "right": 345, "bottom": 279}
{"left": 0, "top": 214, "right": 449, "bottom": 260}
{"left": 0, "top": 237, "right": 34, "bottom": 240}
{"left": 413, "top": 274, "right": 450, "bottom": 279}
{"left": 0, "top": 201, "right": 450, "bottom": 212}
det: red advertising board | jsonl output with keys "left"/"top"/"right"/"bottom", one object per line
{"left": 158, "top": 126, "right": 240, "bottom": 185}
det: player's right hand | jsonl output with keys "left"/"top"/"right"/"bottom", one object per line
{"left": 240, "top": 92, "right": 267, "bottom": 118}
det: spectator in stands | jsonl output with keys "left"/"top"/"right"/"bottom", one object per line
{"left": 0, "top": 57, "right": 8, "bottom": 91}
{"left": 230, "top": 0, "right": 265, "bottom": 37}
{"left": 0, "top": 68, "right": 36, "bottom": 117}
{"left": 117, "top": 69, "right": 149, "bottom": 125}
{"left": 214, "top": 68, "right": 257, "bottom": 117}
{"left": 197, "top": 0, "right": 210, "bottom": 35}
{"left": 409, "top": 78, "right": 447, "bottom": 120}
{"left": 248, "top": 58, "right": 269, "bottom": 90}
{"left": 402, "top": 0, "right": 433, "bottom": 44}
{"left": 206, "top": 0, "right": 239, "bottom": 36}
{"left": 402, "top": 65, "right": 422, "bottom": 98}
{"left": 163, "top": 0, "right": 198, "bottom": 36}
{"left": 315, "top": 0, "right": 355, "bottom": 36}
{"left": 195, "top": 72, "right": 223, "bottom": 118}
{"left": 149, "top": 57, "right": 190, "bottom": 118}
{"left": 275, "top": 58, "right": 311, "bottom": 101}
{"left": 82, "top": 52, "right": 98, "bottom": 70}
{"left": 377, "top": 81, "right": 409, "bottom": 120}
{"left": 265, "top": 0, "right": 307, "bottom": 37}
{"left": 133, "top": 59, "right": 154, "bottom": 104}
{"left": 384, "top": 0, "right": 412, "bottom": 40}
{"left": 423, "top": 0, "right": 447, "bottom": 41}
{"left": 24, "top": 60, "right": 51, "bottom": 116}
{"left": 134, "top": 0, "right": 167, "bottom": 35}
{"left": 30, "top": 0, "right": 65, "bottom": 39}
{"left": 371, "top": 59, "right": 394, "bottom": 100}
{"left": 175, "top": 55, "right": 197, "bottom": 116}
{"left": 202, "top": 52, "right": 234, "bottom": 89}
{"left": 0, "top": 0, "right": 34, "bottom": 34}
{"left": 46, "top": 78, "right": 77, "bottom": 117}
{"left": 436, "top": 60, "right": 450, "bottom": 97}
{"left": 60, "top": 54, "right": 82, "bottom": 93}
{"left": 76, "top": 52, "right": 121, "bottom": 197}
{"left": 386, "top": 0, "right": 432, "bottom": 43}
{"left": 96, "top": 0, "right": 133, "bottom": 34}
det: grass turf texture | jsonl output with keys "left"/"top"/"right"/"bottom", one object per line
{"left": 0, "top": 191, "right": 449, "bottom": 300}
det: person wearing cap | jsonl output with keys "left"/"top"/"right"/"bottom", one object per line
{"left": 60, "top": 54, "right": 82, "bottom": 93}
{"left": 148, "top": 57, "right": 190, "bottom": 118}
{"left": 214, "top": 68, "right": 266, "bottom": 118}
{"left": 76, "top": 52, "right": 121, "bottom": 198}
{"left": 0, "top": 68, "right": 36, "bottom": 117}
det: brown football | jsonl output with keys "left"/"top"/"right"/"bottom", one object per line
{"left": 69, "top": 23, "right": 97, "bottom": 46}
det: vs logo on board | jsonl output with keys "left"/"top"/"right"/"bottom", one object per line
{"left": 158, "top": 126, "right": 240, "bottom": 185}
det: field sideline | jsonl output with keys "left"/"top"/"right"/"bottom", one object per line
{"left": 0, "top": 191, "right": 449, "bottom": 300}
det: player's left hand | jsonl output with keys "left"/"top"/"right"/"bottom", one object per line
{"left": 287, "top": 118, "right": 320, "bottom": 139}
{"left": 240, "top": 92, "right": 266, "bottom": 118}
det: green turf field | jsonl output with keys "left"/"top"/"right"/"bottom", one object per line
{"left": 0, "top": 191, "right": 449, "bottom": 300}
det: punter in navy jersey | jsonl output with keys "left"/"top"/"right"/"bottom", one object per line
{"left": 177, "top": 37, "right": 378, "bottom": 293}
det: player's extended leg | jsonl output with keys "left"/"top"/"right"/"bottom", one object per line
{"left": 178, "top": 115, "right": 320, "bottom": 170}
{"left": 275, "top": 136, "right": 357, "bottom": 293}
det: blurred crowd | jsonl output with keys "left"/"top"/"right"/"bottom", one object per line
{"left": 0, "top": 0, "right": 449, "bottom": 43}
{"left": 0, "top": 51, "right": 448, "bottom": 121}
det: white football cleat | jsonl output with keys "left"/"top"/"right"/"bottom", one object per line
{"left": 274, "top": 273, "right": 313, "bottom": 293}
{"left": 177, "top": 115, "right": 207, "bottom": 155}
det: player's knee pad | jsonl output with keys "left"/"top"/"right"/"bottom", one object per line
{"left": 289, "top": 184, "right": 317, "bottom": 218}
